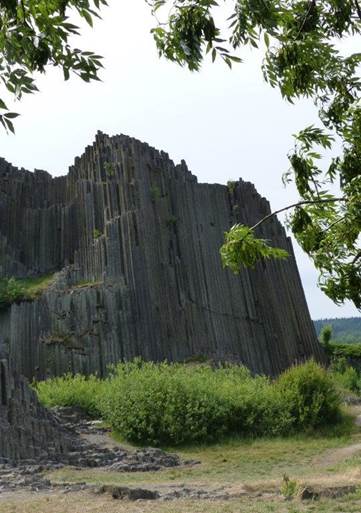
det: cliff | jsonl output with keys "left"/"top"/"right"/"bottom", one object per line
{"left": 0, "top": 132, "right": 324, "bottom": 379}
{"left": 0, "top": 341, "right": 74, "bottom": 461}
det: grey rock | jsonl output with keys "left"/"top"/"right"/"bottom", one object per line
{"left": 0, "top": 132, "right": 325, "bottom": 464}
{"left": 0, "top": 406, "right": 186, "bottom": 491}
{"left": 0, "top": 132, "right": 324, "bottom": 381}
{"left": 97, "top": 485, "right": 159, "bottom": 501}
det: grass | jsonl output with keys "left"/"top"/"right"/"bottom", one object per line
{"left": 17, "top": 274, "right": 56, "bottom": 299}
{"left": 2, "top": 492, "right": 361, "bottom": 513}
{"left": 1, "top": 406, "right": 361, "bottom": 513}
{"left": 48, "top": 429, "right": 358, "bottom": 489}
{"left": 0, "top": 274, "right": 56, "bottom": 309}
{"left": 19, "top": 432, "right": 361, "bottom": 513}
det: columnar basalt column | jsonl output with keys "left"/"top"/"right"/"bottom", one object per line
{"left": 0, "top": 132, "right": 324, "bottom": 380}
{"left": 0, "top": 340, "right": 73, "bottom": 461}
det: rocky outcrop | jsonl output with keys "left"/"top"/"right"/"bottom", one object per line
{"left": 0, "top": 342, "right": 74, "bottom": 462}
{"left": 0, "top": 132, "right": 324, "bottom": 379}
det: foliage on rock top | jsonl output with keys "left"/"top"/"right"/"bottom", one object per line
{"left": 0, "top": 274, "right": 55, "bottom": 309}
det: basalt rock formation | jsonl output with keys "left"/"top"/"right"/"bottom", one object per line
{"left": 0, "top": 341, "right": 74, "bottom": 462}
{"left": 0, "top": 132, "right": 323, "bottom": 381}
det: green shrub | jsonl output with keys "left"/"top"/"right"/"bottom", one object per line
{"left": 280, "top": 475, "right": 300, "bottom": 499}
{"left": 100, "top": 360, "right": 340, "bottom": 445}
{"left": 227, "top": 180, "right": 237, "bottom": 193}
{"left": 336, "top": 366, "right": 361, "bottom": 393}
{"left": 329, "top": 357, "right": 361, "bottom": 394}
{"left": 277, "top": 360, "right": 341, "bottom": 430}
{"left": 100, "top": 362, "right": 232, "bottom": 445}
{"left": 104, "top": 162, "right": 115, "bottom": 176}
{"left": 0, "top": 274, "right": 55, "bottom": 309}
{"left": 93, "top": 228, "right": 103, "bottom": 239}
{"left": 150, "top": 185, "right": 161, "bottom": 202}
{"left": 0, "top": 277, "right": 26, "bottom": 309}
{"left": 320, "top": 324, "right": 332, "bottom": 349}
{"left": 327, "top": 342, "right": 361, "bottom": 359}
{"left": 34, "top": 374, "right": 105, "bottom": 418}
{"left": 34, "top": 360, "right": 343, "bottom": 446}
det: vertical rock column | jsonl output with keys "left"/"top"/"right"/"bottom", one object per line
{"left": 0, "top": 132, "right": 324, "bottom": 378}
{"left": 0, "top": 341, "right": 73, "bottom": 462}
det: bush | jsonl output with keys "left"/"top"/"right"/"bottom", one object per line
{"left": 0, "top": 274, "right": 55, "bottom": 309}
{"left": 327, "top": 342, "right": 361, "bottom": 359}
{"left": 329, "top": 357, "right": 361, "bottom": 394}
{"left": 0, "top": 277, "right": 26, "bottom": 309}
{"left": 35, "top": 360, "right": 343, "bottom": 446}
{"left": 277, "top": 360, "right": 341, "bottom": 430}
{"left": 100, "top": 361, "right": 232, "bottom": 445}
{"left": 100, "top": 360, "right": 341, "bottom": 445}
{"left": 336, "top": 366, "right": 361, "bottom": 393}
{"left": 34, "top": 374, "right": 105, "bottom": 418}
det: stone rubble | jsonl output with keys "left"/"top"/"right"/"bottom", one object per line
{"left": 0, "top": 405, "right": 187, "bottom": 496}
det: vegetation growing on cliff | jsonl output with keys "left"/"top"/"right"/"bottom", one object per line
{"left": 0, "top": 274, "right": 55, "bottom": 309}
{"left": 35, "top": 360, "right": 342, "bottom": 446}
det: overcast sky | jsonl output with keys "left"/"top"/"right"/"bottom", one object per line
{"left": 0, "top": 1, "right": 359, "bottom": 320}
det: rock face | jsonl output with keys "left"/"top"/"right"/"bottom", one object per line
{"left": 0, "top": 131, "right": 323, "bottom": 379}
{"left": 0, "top": 341, "right": 74, "bottom": 461}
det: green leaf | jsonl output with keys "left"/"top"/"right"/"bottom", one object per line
{"left": 4, "top": 112, "right": 19, "bottom": 119}
{"left": 220, "top": 225, "right": 289, "bottom": 272}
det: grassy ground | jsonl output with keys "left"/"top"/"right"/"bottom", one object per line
{"left": 2, "top": 409, "right": 361, "bottom": 513}
{"left": 35, "top": 412, "right": 361, "bottom": 513}
{"left": 2, "top": 489, "right": 361, "bottom": 513}
{"left": 49, "top": 430, "right": 359, "bottom": 488}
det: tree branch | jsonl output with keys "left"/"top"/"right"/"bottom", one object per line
{"left": 250, "top": 197, "right": 346, "bottom": 231}
{"left": 352, "top": 250, "right": 361, "bottom": 264}
{"left": 323, "top": 215, "right": 346, "bottom": 234}
{"left": 354, "top": 0, "right": 361, "bottom": 20}
{"left": 295, "top": 0, "right": 316, "bottom": 39}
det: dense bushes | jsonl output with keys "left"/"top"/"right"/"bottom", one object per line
{"left": 327, "top": 342, "right": 361, "bottom": 360}
{"left": 35, "top": 360, "right": 342, "bottom": 446}
{"left": 101, "top": 363, "right": 232, "bottom": 445}
{"left": 329, "top": 357, "right": 361, "bottom": 394}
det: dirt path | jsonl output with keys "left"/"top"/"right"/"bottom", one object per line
{"left": 313, "top": 408, "right": 361, "bottom": 468}
{"left": 313, "top": 442, "right": 361, "bottom": 467}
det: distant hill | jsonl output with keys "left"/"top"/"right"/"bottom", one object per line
{"left": 314, "top": 317, "right": 361, "bottom": 344}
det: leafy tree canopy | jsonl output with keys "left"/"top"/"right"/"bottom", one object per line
{"left": 0, "top": 0, "right": 106, "bottom": 132}
{"left": 147, "top": 0, "right": 361, "bottom": 310}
